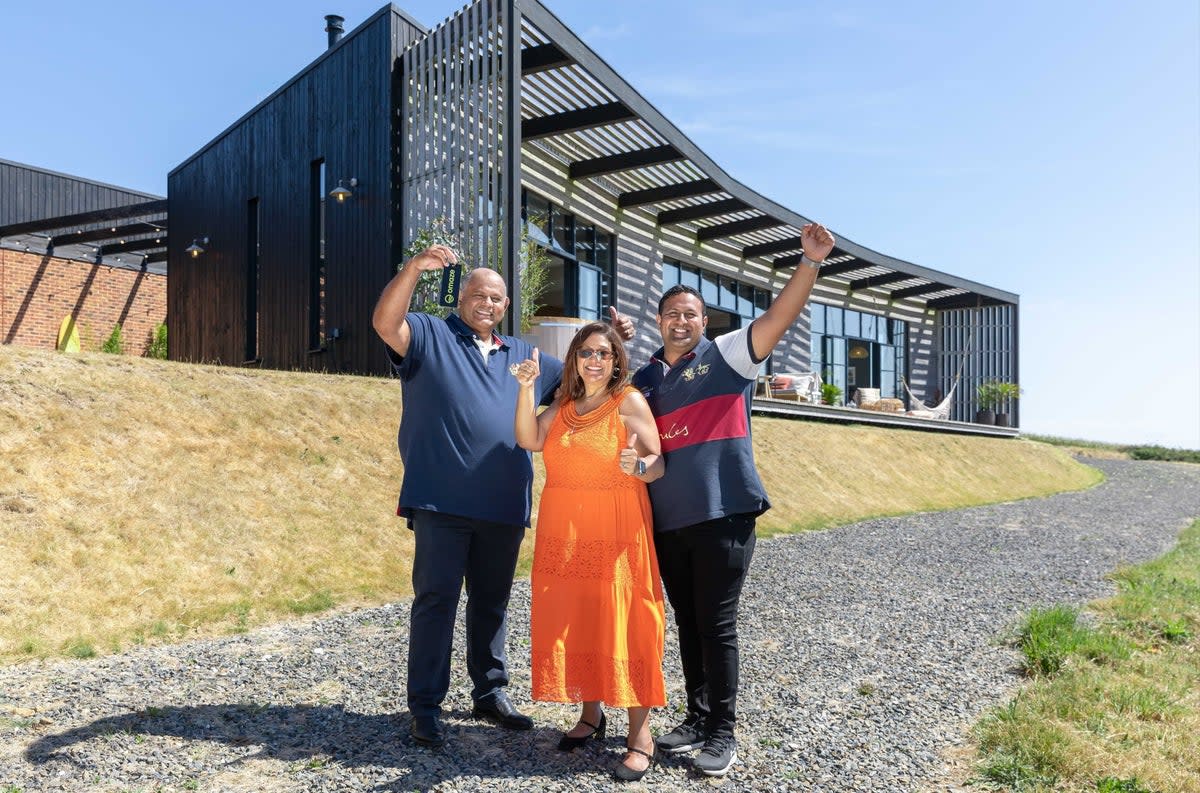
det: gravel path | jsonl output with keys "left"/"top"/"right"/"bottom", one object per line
{"left": 2, "top": 458, "right": 1197, "bottom": 792}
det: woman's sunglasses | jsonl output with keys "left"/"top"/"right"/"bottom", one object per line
{"left": 576, "top": 349, "right": 615, "bottom": 361}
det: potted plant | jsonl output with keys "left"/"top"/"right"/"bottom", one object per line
{"left": 976, "top": 381, "right": 1020, "bottom": 425}
{"left": 820, "top": 382, "right": 843, "bottom": 406}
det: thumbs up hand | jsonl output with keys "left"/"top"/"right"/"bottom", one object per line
{"left": 609, "top": 306, "right": 636, "bottom": 342}
{"left": 620, "top": 432, "right": 641, "bottom": 477}
{"left": 511, "top": 347, "right": 541, "bottom": 387}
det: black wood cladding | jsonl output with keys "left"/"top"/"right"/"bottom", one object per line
{"left": 167, "top": 11, "right": 424, "bottom": 374}
{"left": 1, "top": 159, "right": 160, "bottom": 227}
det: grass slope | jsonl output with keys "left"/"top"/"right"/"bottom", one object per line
{"left": 0, "top": 344, "right": 1098, "bottom": 662}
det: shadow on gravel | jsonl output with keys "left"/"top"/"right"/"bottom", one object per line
{"left": 22, "top": 702, "right": 684, "bottom": 789}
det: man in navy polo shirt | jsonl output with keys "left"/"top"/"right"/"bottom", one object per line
{"left": 372, "top": 245, "right": 632, "bottom": 748}
{"left": 634, "top": 222, "right": 835, "bottom": 777}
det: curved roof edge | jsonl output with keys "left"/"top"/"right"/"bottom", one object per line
{"left": 520, "top": 0, "right": 1017, "bottom": 306}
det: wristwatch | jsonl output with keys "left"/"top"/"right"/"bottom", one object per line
{"left": 635, "top": 459, "right": 647, "bottom": 477}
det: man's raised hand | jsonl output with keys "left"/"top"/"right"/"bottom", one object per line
{"left": 609, "top": 306, "right": 636, "bottom": 342}
{"left": 800, "top": 223, "right": 835, "bottom": 263}
{"left": 408, "top": 244, "right": 458, "bottom": 272}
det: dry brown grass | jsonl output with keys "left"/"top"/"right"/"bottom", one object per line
{"left": 752, "top": 417, "right": 1100, "bottom": 536}
{"left": 1, "top": 344, "right": 1098, "bottom": 662}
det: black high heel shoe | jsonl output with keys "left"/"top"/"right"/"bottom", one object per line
{"left": 613, "top": 742, "right": 656, "bottom": 782}
{"left": 556, "top": 712, "right": 606, "bottom": 751}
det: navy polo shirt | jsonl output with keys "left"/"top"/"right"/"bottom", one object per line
{"left": 388, "top": 312, "right": 564, "bottom": 528}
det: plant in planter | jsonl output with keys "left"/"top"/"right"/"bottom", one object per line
{"left": 820, "top": 382, "right": 843, "bottom": 406}
{"left": 976, "top": 381, "right": 1021, "bottom": 425}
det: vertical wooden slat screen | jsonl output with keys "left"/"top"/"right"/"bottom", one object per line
{"left": 936, "top": 304, "right": 1017, "bottom": 422}
{"left": 399, "top": 0, "right": 516, "bottom": 290}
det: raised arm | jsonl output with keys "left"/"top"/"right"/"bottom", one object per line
{"left": 513, "top": 348, "right": 559, "bottom": 451}
{"left": 618, "top": 390, "right": 664, "bottom": 483}
{"left": 749, "top": 222, "right": 835, "bottom": 361}
{"left": 371, "top": 245, "right": 456, "bottom": 357}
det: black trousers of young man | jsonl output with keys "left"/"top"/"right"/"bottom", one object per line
{"left": 654, "top": 512, "right": 757, "bottom": 740}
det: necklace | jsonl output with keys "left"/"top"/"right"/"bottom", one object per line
{"left": 561, "top": 389, "right": 616, "bottom": 439}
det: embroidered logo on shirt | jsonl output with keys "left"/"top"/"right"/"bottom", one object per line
{"left": 660, "top": 422, "right": 690, "bottom": 441}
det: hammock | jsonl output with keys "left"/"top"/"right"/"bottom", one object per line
{"left": 901, "top": 376, "right": 957, "bottom": 420}
{"left": 902, "top": 319, "right": 976, "bottom": 420}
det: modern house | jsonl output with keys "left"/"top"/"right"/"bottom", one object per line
{"left": 6, "top": 1, "right": 1018, "bottom": 427}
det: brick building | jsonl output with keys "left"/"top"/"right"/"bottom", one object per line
{"left": 0, "top": 159, "right": 167, "bottom": 356}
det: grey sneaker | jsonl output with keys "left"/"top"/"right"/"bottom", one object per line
{"left": 694, "top": 734, "right": 737, "bottom": 777}
{"left": 655, "top": 713, "right": 708, "bottom": 754}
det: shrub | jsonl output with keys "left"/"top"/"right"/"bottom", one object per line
{"left": 820, "top": 382, "right": 842, "bottom": 406}
{"left": 100, "top": 323, "right": 124, "bottom": 354}
{"left": 146, "top": 323, "right": 168, "bottom": 359}
{"left": 1123, "top": 445, "right": 1200, "bottom": 464}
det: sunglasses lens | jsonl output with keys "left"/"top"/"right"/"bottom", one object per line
{"left": 578, "top": 349, "right": 612, "bottom": 360}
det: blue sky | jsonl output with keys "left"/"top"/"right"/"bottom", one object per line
{"left": 5, "top": 1, "right": 1198, "bottom": 448}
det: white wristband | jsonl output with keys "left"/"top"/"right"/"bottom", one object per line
{"left": 800, "top": 255, "right": 822, "bottom": 270}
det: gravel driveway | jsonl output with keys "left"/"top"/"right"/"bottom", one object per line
{"left": 2, "top": 458, "right": 1197, "bottom": 792}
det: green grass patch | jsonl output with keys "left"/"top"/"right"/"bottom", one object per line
{"left": 286, "top": 590, "right": 335, "bottom": 616}
{"left": 1095, "top": 777, "right": 1156, "bottom": 793}
{"left": 64, "top": 638, "right": 97, "bottom": 659}
{"left": 974, "top": 519, "right": 1200, "bottom": 792}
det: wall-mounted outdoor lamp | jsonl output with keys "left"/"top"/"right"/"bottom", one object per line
{"left": 329, "top": 178, "right": 358, "bottom": 203}
{"left": 186, "top": 237, "right": 209, "bottom": 258}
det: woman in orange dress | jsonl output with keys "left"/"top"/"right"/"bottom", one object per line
{"left": 512, "top": 321, "right": 665, "bottom": 782}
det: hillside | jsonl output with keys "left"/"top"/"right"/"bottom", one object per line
{"left": 0, "top": 344, "right": 1099, "bottom": 661}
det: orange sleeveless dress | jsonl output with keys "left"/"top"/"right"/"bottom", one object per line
{"left": 530, "top": 386, "right": 666, "bottom": 708}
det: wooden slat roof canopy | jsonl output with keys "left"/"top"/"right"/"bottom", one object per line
{"left": 516, "top": 0, "right": 1016, "bottom": 309}
{"left": 0, "top": 198, "right": 168, "bottom": 275}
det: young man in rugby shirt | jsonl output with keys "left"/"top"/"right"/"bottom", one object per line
{"left": 632, "top": 222, "right": 834, "bottom": 776}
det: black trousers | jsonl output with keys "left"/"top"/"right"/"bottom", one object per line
{"left": 654, "top": 513, "right": 757, "bottom": 739}
{"left": 406, "top": 509, "right": 525, "bottom": 718}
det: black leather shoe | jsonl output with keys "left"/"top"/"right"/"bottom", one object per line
{"left": 411, "top": 714, "right": 446, "bottom": 747}
{"left": 472, "top": 691, "right": 534, "bottom": 730}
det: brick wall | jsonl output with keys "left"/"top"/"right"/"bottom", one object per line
{"left": 0, "top": 249, "right": 167, "bottom": 356}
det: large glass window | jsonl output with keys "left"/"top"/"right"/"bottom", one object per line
{"left": 521, "top": 190, "right": 614, "bottom": 320}
{"left": 578, "top": 265, "right": 601, "bottom": 320}
{"left": 812, "top": 302, "right": 906, "bottom": 401}
{"left": 309, "top": 159, "right": 327, "bottom": 352}
{"left": 525, "top": 193, "right": 551, "bottom": 247}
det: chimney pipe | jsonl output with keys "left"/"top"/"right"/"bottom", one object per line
{"left": 325, "top": 14, "right": 345, "bottom": 48}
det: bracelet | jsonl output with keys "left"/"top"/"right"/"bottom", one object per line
{"left": 800, "top": 255, "right": 822, "bottom": 270}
